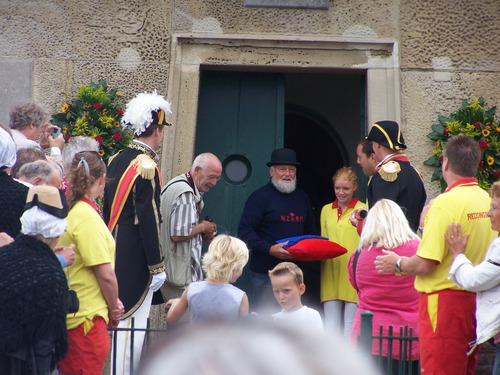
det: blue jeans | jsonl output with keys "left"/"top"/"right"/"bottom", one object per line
{"left": 249, "top": 271, "right": 279, "bottom": 314}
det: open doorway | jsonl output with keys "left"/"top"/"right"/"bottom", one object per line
{"left": 195, "top": 69, "right": 366, "bottom": 308}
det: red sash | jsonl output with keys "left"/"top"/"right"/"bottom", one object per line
{"left": 107, "top": 162, "right": 141, "bottom": 233}
{"left": 107, "top": 160, "right": 163, "bottom": 233}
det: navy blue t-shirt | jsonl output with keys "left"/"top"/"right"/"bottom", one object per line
{"left": 238, "top": 182, "right": 315, "bottom": 274}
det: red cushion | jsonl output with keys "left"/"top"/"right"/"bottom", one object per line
{"left": 285, "top": 238, "right": 348, "bottom": 261}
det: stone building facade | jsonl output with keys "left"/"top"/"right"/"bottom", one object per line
{"left": 1, "top": 1, "right": 499, "bottom": 372}
{"left": 1, "top": 0, "right": 498, "bottom": 199}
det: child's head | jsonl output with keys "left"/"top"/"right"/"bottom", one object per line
{"left": 332, "top": 167, "right": 357, "bottom": 206}
{"left": 268, "top": 262, "right": 305, "bottom": 312}
{"left": 202, "top": 235, "right": 249, "bottom": 283}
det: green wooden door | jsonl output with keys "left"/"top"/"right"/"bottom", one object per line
{"left": 196, "top": 71, "right": 285, "bottom": 239}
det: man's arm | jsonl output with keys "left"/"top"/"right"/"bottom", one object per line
{"left": 168, "top": 192, "right": 216, "bottom": 242}
{"left": 238, "top": 193, "right": 273, "bottom": 254}
{"left": 171, "top": 221, "right": 216, "bottom": 242}
{"left": 374, "top": 250, "right": 437, "bottom": 275}
{"left": 135, "top": 173, "right": 165, "bottom": 271}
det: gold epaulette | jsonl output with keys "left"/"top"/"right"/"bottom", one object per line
{"left": 134, "top": 154, "right": 156, "bottom": 180}
{"left": 378, "top": 160, "right": 401, "bottom": 182}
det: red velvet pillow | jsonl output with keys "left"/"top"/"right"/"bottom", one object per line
{"left": 285, "top": 238, "right": 348, "bottom": 261}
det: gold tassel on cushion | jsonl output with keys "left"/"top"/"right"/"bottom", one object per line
{"left": 378, "top": 161, "right": 401, "bottom": 182}
{"left": 134, "top": 154, "right": 156, "bottom": 180}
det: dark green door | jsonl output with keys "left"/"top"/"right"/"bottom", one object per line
{"left": 195, "top": 71, "right": 285, "bottom": 238}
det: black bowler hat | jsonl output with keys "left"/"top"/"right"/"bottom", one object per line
{"left": 266, "top": 148, "right": 301, "bottom": 167}
{"left": 366, "top": 120, "right": 407, "bottom": 151}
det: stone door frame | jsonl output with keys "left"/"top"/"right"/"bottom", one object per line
{"left": 161, "top": 33, "right": 400, "bottom": 178}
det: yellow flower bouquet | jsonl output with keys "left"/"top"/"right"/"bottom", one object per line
{"left": 51, "top": 79, "right": 133, "bottom": 160}
{"left": 424, "top": 98, "right": 500, "bottom": 191}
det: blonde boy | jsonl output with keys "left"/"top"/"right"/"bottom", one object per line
{"left": 269, "top": 262, "right": 323, "bottom": 333}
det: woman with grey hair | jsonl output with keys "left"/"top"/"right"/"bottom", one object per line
{"left": 61, "top": 136, "right": 100, "bottom": 191}
{"left": 62, "top": 136, "right": 99, "bottom": 169}
{"left": 0, "top": 185, "right": 71, "bottom": 374}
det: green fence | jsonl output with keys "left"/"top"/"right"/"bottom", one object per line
{"left": 359, "top": 311, "right": 420, "bottom": 375}
{"left": 108, "top": 318, "right": 167, "bottom": 375}
{"left": 109, "top": 313, "right": 420, "bottom": 375}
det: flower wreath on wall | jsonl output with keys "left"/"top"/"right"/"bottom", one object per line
{"left": 423, "top": 97, "right": 500, "bottom": 191}
{"left": 51, "top": 79, "right": 133, "bottom": 161}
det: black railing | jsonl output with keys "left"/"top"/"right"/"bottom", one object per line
{"left": 108, "top": 313, "right": 420, "bottom": 375}
{"left": 108, "top": 318, "right": 167, "bottom": 375}
{"left": 359, "top": 311, "right": 420, "bottom": 375}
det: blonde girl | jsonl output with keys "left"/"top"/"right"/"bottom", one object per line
{"left": 166, "top": 235, "right": 249, "bottom": 324}
{"left": 320, "top": 167, "right": 366, "bottom": 337}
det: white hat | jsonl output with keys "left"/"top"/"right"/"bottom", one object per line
{"left": 121, "top": 90, "right": 172, "bottom": 136}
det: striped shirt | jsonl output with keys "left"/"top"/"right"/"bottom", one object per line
{"left": 170, "top": 191, "right": 203, "bottom": 281}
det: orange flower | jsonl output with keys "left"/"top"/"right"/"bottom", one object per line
{"left": 61, "top": 104, "right": 69, "bottom": 113}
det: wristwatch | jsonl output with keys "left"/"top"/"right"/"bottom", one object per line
{"left": 395, "top": 257, "right": 403, "bottom": 273}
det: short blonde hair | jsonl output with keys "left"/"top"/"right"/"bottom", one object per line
{"left": 359, "top": 199, "right": 419, "bottom": 249}
{"left": 268, "top": 262, "right": 303, "bottom": 286}
{"left": 332, "top": 167, "right": 357, "bottom": 188}
{"left": 202, "top": 235, "right": 249, "bottom": 283}
{"left": 491, "top": 181, "right": 500, "bottom": 199}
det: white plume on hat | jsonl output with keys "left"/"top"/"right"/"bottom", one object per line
{"left": 121, "top": 90, "right": 172, "bottom": 136}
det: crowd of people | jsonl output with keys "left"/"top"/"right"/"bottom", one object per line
{"left": 0, "top": 94, "right": 498, "bottom": 375}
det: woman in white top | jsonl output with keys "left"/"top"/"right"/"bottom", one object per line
{"left": 445, "top": 181, "right": 500, "bottom": 375}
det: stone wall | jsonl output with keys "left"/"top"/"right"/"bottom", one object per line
{"left": 1, "top": 0, "right": 498, "bottom": 195}
{"left": 2, "top": 1, "right": 498, "bottom": 372}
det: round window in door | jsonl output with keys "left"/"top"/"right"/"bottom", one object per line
{"left": 222, "top": 154, "right": 252, "bottom": 185}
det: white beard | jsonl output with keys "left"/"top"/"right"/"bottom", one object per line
{"left": 272, "top": 176, "right": 297, "bottom": 194}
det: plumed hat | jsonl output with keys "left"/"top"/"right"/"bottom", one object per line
{"left": 266, "top": 148, "right": 301, "bottom": 167}
{"left": 366, "top": 120, "right": 407, "bottom": 151}
{"left": 121, "top": 90, "right": 172, "bottom": 136}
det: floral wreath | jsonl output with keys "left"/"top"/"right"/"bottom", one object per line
{"left": 424, "top": 97, "right": 500, "bottom": 191}
{"left": 51, "top": 79, "right": 133, "bottom": 161}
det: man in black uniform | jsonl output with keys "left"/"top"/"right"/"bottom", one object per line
{"left": 103, "top": 90, "right": 171, "bottom": 374}
{"left": 365, "top": 120, "right": 426, "bottom": 232}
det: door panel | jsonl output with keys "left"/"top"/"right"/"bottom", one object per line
{"left": 196, "top": 71, "right": 285, "bottom": 238}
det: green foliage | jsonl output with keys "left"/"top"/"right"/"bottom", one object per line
{"left": 50, "top": 79, "right": 133, "bottom": 160}
{"left": 424, "top": 98, "right": 500, "bottom": 191}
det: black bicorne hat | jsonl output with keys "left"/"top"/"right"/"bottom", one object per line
{"left": 24, "top": 185, "right": 69, "bottom": 218}
{"left": 366, "top": 120, "right": 407, "bottom": 151}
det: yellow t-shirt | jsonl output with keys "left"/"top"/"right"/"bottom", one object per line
{"left": 58, "top": 200, "right": 116, "bottom": 330}
{"left": 320, "top": 198, "right": 366, "bottom": 302}
{"left": 415, "top": 180, "right": 496, "bottom": 293}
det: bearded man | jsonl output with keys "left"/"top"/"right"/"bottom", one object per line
{"left": 238, "top": 148, "right": 316, "bottom": 314}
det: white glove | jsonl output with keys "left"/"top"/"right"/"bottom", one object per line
{"left": 149, "top": 271, "right": 167, "bottom": 292}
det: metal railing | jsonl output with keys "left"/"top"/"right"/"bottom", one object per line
{"left": 359, "top": 311, "right": 420, "bottom": 375}
{"left": 108, "top": 313, "right": 420, "bottom": 375}
{"left": 108, "top": 318, "right": 167, "bottom": 375}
